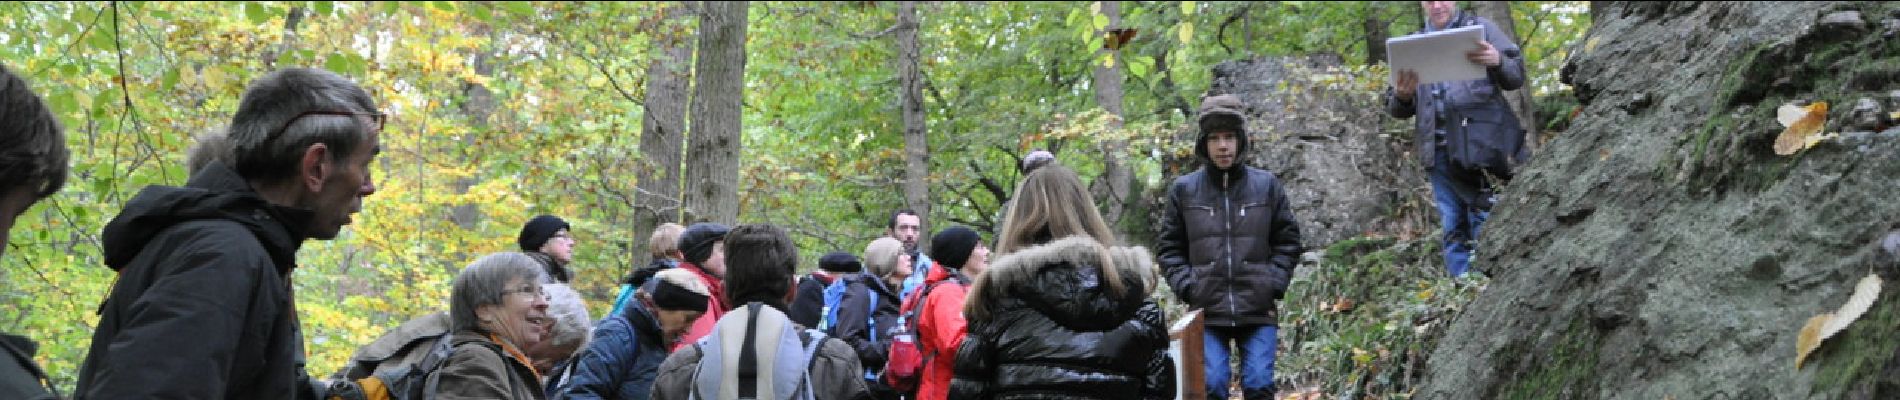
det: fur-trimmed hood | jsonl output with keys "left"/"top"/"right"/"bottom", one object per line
{"left": 965, "top": 236, "right": 1159, "bottom": 330}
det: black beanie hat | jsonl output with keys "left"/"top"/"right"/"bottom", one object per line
{"left": 517, "top": 215, "right": 570, "bottom": 252}
{"left": 678, "top": 222, "right": 731, "bottom": 264}
{"left": 818, "top": 252, "right": 863, "bottom": 273}
{"left": 929, "top": 226, "right": 982, "bottom": 270}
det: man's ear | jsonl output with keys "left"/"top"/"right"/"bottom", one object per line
{"left": 300, "top": 143, "right": 332, "bottom": 192}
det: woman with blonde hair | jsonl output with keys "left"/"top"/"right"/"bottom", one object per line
{"left": 949, "top": 163, "right": 1175, "bottom": 399}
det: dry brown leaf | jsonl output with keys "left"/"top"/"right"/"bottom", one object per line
{"left": 1796, "top": 314, "right": 1831, "bottom": 369}
{"left": 1795, "top": 274, "right": 1884, "bottom": 369}
{"left": 1774, "top": 102, "right": 1828, "bottom": 155}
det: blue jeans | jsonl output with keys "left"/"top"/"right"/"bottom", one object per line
{"left": 1204, "top": 325, "right": 1277, "bottom": 400}
{"left": 1431, "top": 150, "right": 1490, "bottom": 278}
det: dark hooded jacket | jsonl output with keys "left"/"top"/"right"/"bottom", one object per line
{"left": 1, "top": 333, "right": 56, "bottom": 400}
{"left": 76, "top": 162, "right": 321, "bottom": 399}
{"left": 829, "top": 273, "right": 901, "bottom": 383}
{"left": 948, "top": 236, "right": 1175, "bottom": 400}
{"left": 1155, "top": 95, "right": 1304, "bottom": 327}
{"left": 559, "top": 298, "right": 671, "bottom": 400}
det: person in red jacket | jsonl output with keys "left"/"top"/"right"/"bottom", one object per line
{"left": 914, "top": 226, "right": 989, "bottom": 400}
{"left": 671, "top": 222, "right": 730, "bottom": 350}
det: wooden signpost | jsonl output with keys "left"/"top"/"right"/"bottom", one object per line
{"left": 1170, "top": 309, "right": 1207, "bottom": 400}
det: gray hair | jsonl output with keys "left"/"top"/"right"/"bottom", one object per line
{"left": 0, "top": 64, "right": 69, "bottom": 198}
{"left": 225, "top": 68, "right": 377, "bottom": 182}
{"left": 450, "top": 252, "right": 549, "bottom": 333}
{"left": 185, "top": 128, "right": 230, "bottom": 175}
{"left": 540, "top": 283, "right": 593, "bottom": 349}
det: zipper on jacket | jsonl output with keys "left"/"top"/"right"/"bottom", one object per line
{"left": 1221, "top": 174, "right": 1238, "bottom": 320}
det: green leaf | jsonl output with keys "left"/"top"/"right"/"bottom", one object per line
{"left": 1182, "top": 1, "right": 1196, "bottom": 15}
{"left": 160, "top": 68, "right": 180, "bottom": 91}
{"left": 87, "top": 28, "right": 116, "bottom": 52}
{"left": 431, "top": 1, "right": 455, "bottom": 12}
{"left": 470, "top": 3, "right": 492, "bottom": 22}
{"left": 503, "top": 1, "right": 533, "bottom": 17}
{"left": 314, "top": 1, "right": 334, "bottom": 16}
{"left": 1093, "top": 13, "right": 1109, "bottom": 31}
{"left": 245, "top": 2, "right": 272, "bottom": 24}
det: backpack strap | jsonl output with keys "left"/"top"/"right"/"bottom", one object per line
{"left": 797, "top": 329, "right": 830, "bottom": 400}
{"left": 737, "top": 302, "right": 765, "bottom": 399}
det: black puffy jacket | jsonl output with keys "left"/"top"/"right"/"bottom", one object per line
{"left": 949, "top": 236, "right": 1175, "bottom": 400}
{"left": 1156, "top": 164, "right": 1303, "bottom": 327}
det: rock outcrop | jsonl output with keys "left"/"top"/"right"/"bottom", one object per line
{"left": 1166, "top": 54, "right": 1431, "bottom": 250}
{"left": 1419, "top": 2, "right": 1900, "bottom": 399}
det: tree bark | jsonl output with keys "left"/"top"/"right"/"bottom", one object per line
{"left": 1472, "top": 1, "right": 1541, "bottom": 152}
{"left": 632, "top": 5, "right": 693, "bottom": 266}
{"left": 451, "top": 22, "right": 496, "bottom": 231}
{"left": 1363, "top": 3, "right": 1389, "bottom": 65}
{"left": 1092, "top": 1, "right": 1131, "bottom": 231}
{"left": 684, "top": 0, "right": 747, "bottom": 225}
{"left": 897, "top": 1, "right": 930, "bottom": 245}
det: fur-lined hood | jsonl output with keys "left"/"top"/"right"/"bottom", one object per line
{"left": 965, "top": 236, "right": 1159, "bottom": 330}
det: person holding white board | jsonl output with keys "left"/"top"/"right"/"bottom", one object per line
{"left": 1384, "top": 1, "right": 1529, "bottom": 278}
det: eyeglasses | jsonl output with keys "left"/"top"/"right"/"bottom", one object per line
{"left": 502, "top": 285, "right": 547, "bottom": 300}
{"left": 273, "top": 110, "right": 387, "bottom": 138}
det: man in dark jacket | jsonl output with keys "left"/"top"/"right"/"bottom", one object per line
{"left": 75, "top": 68, "right": 383, "bottom": 399}
{"left": 0, "top": 63, "right": 70, "bottom": 400}
{"left": 1385, "top": 1, "right": 1529, "bottom": 278}
{"left": 1156, "top": 94, "right": 1303, "bottom": 400}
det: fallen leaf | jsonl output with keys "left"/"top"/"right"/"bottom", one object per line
{"left": 1774, "top": 101, "right": 1827, "bottom": 155}
{"left": 1598, "top": 149, "right": 1610, "bottom": 161}
{"left": 1776, "top": 103, "right": 1808, "bottom": 128}
{"left": 1795, "top": 274, "right": 1883, "bottom": 369}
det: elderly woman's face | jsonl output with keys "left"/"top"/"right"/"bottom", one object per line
{"left": 479, "top": 277, "right": 550, "bottom": 348}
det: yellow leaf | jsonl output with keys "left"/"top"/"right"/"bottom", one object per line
{"left": 1178, "top": 23, "right": 1193, "bottom": 43}
{"left": 1795, "top": 274, "right": 1883, "bottom": 369}
{"left": 1773, "top": 101, "right": 1827, "bottom": 156}
{"left": 1795, "top": 314, "right": 1830, "bottom": 369}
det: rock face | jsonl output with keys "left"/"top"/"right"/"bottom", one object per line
{"left": 1419, "top": 2, "right": 1900, "bottom": 399}
{"left": 1179, "top": 54, "right": 1431, "bottom": 250}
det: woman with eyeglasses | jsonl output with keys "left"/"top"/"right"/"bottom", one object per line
{"left": 434, "top": 252, "right": 553, "bottom": 400}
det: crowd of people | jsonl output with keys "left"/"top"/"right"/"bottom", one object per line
{"left": 0, "top": 2, "right": 1531, "bottom": 398}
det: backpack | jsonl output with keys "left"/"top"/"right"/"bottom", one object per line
{"left": 325, "top": 313, "right": 500, "bottom": 400}
{"left": 688, "top": 302, "right": 833, "bottom": 400}
{"left": 816, "top": 277, "right": 879, "bottom": 380}
{"left": 324, "top": 337, "right": 459, "bottom": 400}
{"left": 881, "top": 280, "right": 952, "bottom": 392}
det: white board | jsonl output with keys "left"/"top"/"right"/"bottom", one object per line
{"left": 1386, "top": 25, "right": 1488, "bottom": 85}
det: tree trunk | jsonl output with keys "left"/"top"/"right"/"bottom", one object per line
{"left": 1092, "top": 1, "right": 1131, "bottom": 231}
{"left": 1363, "top": 3, "right": 1389, "bottom": 65}
{"left": 451, "top": 22, "right": 496, "bottom": 231}
{"left": 897, "top": 1, "right": 930, "bottom": 245}
{"left": 632, "top": 6, "right": 693, "bottom": 266}
{"left": 684, "top": 0, "right": 747, "bottom": 226}
{"left": 1472, "top": 1, "right": 1541, "bottom": 152}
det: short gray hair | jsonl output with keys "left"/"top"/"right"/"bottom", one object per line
{"left": 0, "top": 64, "right": 69, "bottom": 198}
{"left": 226, "top": 68, "right": 377, "bottom": 182}
{"left": 450, "top": 252, "right": 549, "bottom": 333}
{"left": 185, "top": 128, "right": 230, "bottom": 175}
{"left": 541, "top": 283, "right": 593, "bottom": 349}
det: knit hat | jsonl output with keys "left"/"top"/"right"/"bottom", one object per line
{"left": 929, "top": 226, "right": 982, "bottom": 269}
{"left": 1021, "top": 150, "right": 1056, "bottom": 174}
{"left": 517, "top": 215, "right": 570, "bottom": 252}
{"left": 1195, "top": 94, "right": 1250, "bottom": 163}
{"left": 818, "top": 251, "right": 863, "bottom": 273}
{"left": 863, "top": 237, "right": 905, "bottom": 278}
{"left": 678, "top": 222, "right": 731, "bottom": 264}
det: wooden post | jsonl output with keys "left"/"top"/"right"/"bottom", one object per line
{"left": 1170, "top": 309, "right": 1207, "bottom": 400}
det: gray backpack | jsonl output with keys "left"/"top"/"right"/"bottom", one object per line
{"left": 688, "top": 302, "right": 833, "bottom": 400}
